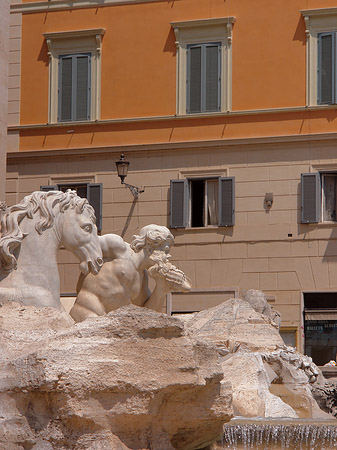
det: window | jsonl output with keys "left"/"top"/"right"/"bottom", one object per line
{"left": 187, "top": 43, "right": 221, "bottom": 113}
{"left": 58, "top": 53, "right": 91, "bottom": 122}
{"left": 40, "top": 183, "right": 103, "bottom": 231}
{"left": 170, "top": 177, "right": 235, "bottom": 228}
{"left": 301, "top": 172, "right": 337, "bottom": 223}
{"left": 171, "top": 17, "right": 235, "bottom": 115}
{"left": 318, "top": 32, "right": 337, "bottom": 105}
{"left": 44, "top": 29, "right": 104, "bottom": 123}
{"left": 301, "top": 8, "right": 337, "bottom": 106}
{"left": 304, "top": 292, "right": 337, "bottom": 366}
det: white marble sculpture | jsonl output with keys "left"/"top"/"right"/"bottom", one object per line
{"left": 70, "top": 224, "right": 191, "bottom": 322}
{"left": 0, "top": 190, "right": 103, "bottom": 309}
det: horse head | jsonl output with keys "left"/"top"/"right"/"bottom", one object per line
{"left": 0, "top": 190, "right": 103, "bottom": 277}
{"left": 61, "top": 203, "right": 103, "bottom": 275}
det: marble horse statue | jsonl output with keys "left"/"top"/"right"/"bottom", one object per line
{"left": 0, "top": 190, "right": 103, "bottom": 310}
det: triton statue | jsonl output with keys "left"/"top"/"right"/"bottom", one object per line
{"left": 70, "top": 224, "right": 192, "bottom": 322}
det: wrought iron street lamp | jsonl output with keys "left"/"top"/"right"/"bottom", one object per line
{"left": 115, "top": 154, "right": 144, "bottom": 198}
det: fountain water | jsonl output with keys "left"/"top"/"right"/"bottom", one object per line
{"left": 218, "top": 418, "right": 337, "bottom": 449}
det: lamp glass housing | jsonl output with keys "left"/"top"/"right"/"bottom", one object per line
{"left": 115, "top": 154, "right": 130, "bottom": 183}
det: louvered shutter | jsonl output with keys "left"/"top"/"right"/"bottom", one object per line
{"left": 88, "top": 183, "right": 102, "bottom": 231}
{"left": 59, "top": 56, "right": 72, "bottom": 122}
{"left": 75, "top": 55, "right": 91, "bottom": 121}
{"left": 318, "top": 33, "right": 334, "bottom": 105}
{"left": 219, "top": 177, "right": 235, "bottom": 226}
{"left": 187, "top": 46, "right": 202, "bottom": 113}
{"left": 205, "top": 44, "right": 220, "bottom": 112}
{"left": 40, "top": 185, "right": 58, "bottom": 191}
{"left": 170, "top": 179, "right": 189, "bottom": 228}
{"left": 301, "top": 173, "right": 321, "bottom": 223}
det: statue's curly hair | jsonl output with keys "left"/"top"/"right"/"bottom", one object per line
{"left": 130, "top": 224, "right": 174, "bottom": 253}
{"left": 0, "top": 190, "right": 95, "bottom": 274}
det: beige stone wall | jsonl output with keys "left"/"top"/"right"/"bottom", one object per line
{"left": 0, "top": 0, "right": 10, "bottom": 202}
{"left": 6, "top": 137, "right": 337, "bottom": 349}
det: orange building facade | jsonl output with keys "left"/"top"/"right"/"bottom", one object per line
{"left": 6, "top": 0, "right": 337, "bottom": 365}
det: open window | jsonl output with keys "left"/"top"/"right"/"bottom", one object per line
{"left": 301, "top": 172, "right": 337, "bottom": 223}
{"left": 170, "top": 177, "right": 235, "bottom": 228}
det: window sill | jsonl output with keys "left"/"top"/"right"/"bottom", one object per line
{"left": 172, "top": 226, "right": 231, "bottom": 231}
{"left": 307, "top": 221, "right": 337, "bottom": 226}
{"left": 51, "top": 120, "right": 96, "bottom": 126}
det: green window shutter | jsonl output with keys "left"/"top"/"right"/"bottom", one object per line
{"left": 59, "top": 56, "right": 72, "bottom": 122}
{"left": 170, "top": 179, "right": 189, "bottom": 228}
{"left": 75, "top": 55, "right": 91, "bottom": 121}
{"left": 187, "top": 43, "right": 221, "bottom": 113}
{"left": 40, "top": 185, "right": 58, "bottom": 191}
{"left": 318, "top": 33, "right": 334, "bottom": 104}
{"left": 205, "top": 44, "right": 220, "bottom": 112}
{"left": 187, "top": 46, "right": 202, "bottom": 113}
{"left": 58, "top": 53, "right": 91, "bottom": 122}
{"left": 301, "top": 173, "right": 321, "bottom": 223}
{"left": 219, "top": 177, "right": 235, "bottom": 226}
{"left": 88, "top": 183, "right": 102, "bottom": 231}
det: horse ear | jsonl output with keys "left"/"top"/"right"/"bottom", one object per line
{"left": 40, "top": 185, "right": 58, "bottom": 191}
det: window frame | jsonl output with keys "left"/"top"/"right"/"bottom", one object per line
{"left": 301, "top": 171, "right": 337, "bottom": 224}
{"left": 170, "top": 176, "right": 235, "bottom": 229}
{"left": 171, "top": 17, "right": 235, "bottom": 115}
{"left": 44, "top": 29, "right": 105, "bottom": 124}
{"left": 301, "top": 8, "right": 337, "bottom": 106}
{"left": 188, "top": 176, "right": 220, "bottom": 227}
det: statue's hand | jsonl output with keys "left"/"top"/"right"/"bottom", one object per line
{"left": 148, "top": 262, "right": 191, "bottom": 293}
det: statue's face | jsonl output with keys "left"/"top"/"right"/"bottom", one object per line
{"left": 147, "top": 239, "right": 172, "bottom": 266}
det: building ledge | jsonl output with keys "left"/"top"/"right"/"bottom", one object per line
{"left": 7, "top": 132, "right": 337, "bottom": 162}
{"left": 10, "top": 0, "right": 169, "bottom": 14}
{"left": 8, "top": 104, "right": 337, "bottom": 131}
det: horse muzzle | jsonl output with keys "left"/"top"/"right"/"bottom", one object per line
{"left": 80, "top": 257, "right": 103, "bottom": 275}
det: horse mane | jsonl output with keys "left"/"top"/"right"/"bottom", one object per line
{"left": 0, "top": 190, "right": 96, "bottom": 274}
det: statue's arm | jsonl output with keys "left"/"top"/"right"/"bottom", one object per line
{"left": 99, "top": 234, "right": 128, "bottom": 260}
{"left": 143, "top": 276, "right": 170, "bottom": 312}
{"left": 143, "top": 263, "right": 192, "bottom": 313}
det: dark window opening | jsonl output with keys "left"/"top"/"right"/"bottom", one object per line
{"left": 304, "top": 292, "right": 337, "bottom": 309}
{"left": 191, "top": 180, "right": 205, "bottom": 227}
{"left": 58, "top": 183, "right": 88, "bottom": 198}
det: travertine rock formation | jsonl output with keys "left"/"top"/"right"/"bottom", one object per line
{"left": 0, "top": 302, "right": 232, "bottom": 450}
{"left": 312, "top": 379, "right": 337, "bottom": 418}
{"left": 242, "top": 289, "right": 281, "bottom": 328}
{"left": 0, "top": 294, "right": 333, "bottom": 450}
{"left": 183, "top": 298, "right": 284, "bottom": 353}
{"left": 220, "top": 352, "right": 298, "bottom": 418}
{"left": 182, "top": 297, "right": 331, "bottom": 421}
